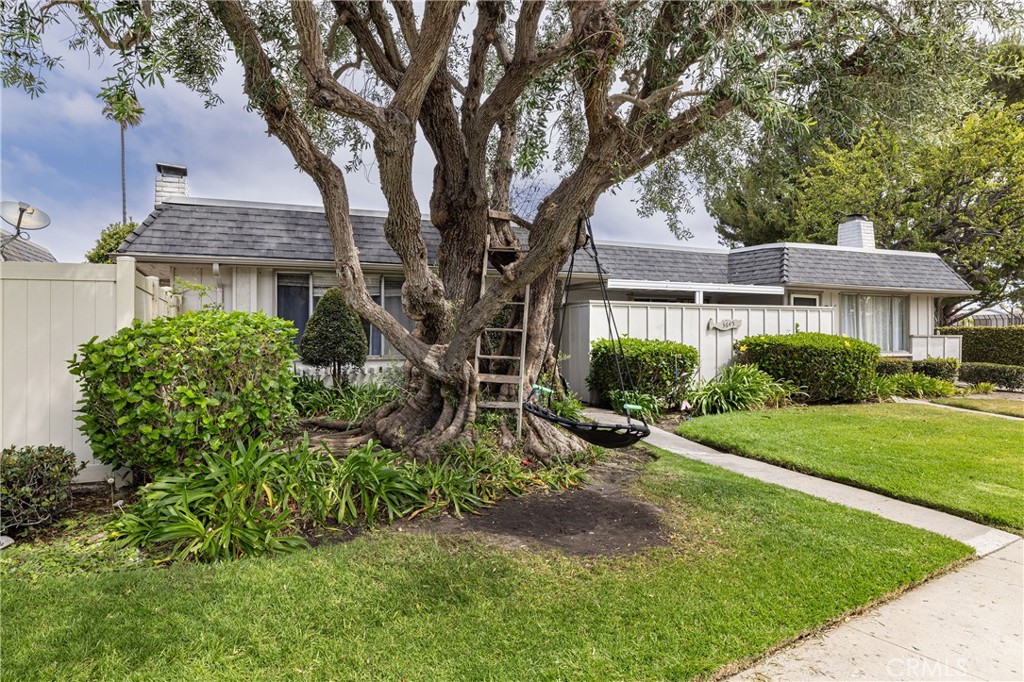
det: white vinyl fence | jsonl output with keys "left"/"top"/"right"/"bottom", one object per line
{"left": 910, "top": 334, "right": 962, "bottom": 361}
{"left": 560, "top": 301, "right": 837, "bottom": 401}
{"left": 1, "top": 257, "right": 179, "bottom": 481}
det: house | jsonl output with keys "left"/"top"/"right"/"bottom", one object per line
{"left": 118, "top": 164, "right": 973, "bottom": 394}
{"left": 1, "top": 230, "right": 57, "bottom": 262}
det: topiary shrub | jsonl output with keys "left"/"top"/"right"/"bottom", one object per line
{"left": 299, "top": 288, "right": 368, "bottom": 387}
{"left": 738, "top": 333, "right": 879, "bottom": 403}
{"left": 912, "top": 357, "right": 960, "bottom": 382}
{"left": 70, "top": 310, "right": 298, "bottom": 477}
{"left": 935, "top": 325, "right": 1023, "bottom": 366}
{"left": 1, "top": 445, "right": 83, "bottom": 534}
{"left": 587, "top": 337, "right": 699, "bottom": 408}
{"left": 876, "top": 357, "right": 913, "bottom": 376}
{"left": 959, "top": 362, "right": 1024, "bottom": 390}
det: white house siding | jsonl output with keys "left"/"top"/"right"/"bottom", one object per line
{"left": 1, "top": 258, "right": 178, "bottom": 482}
{"left": 560, "top": 301, "right": 837, "bottom": 402}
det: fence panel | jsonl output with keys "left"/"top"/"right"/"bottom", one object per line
{"left": 0, "top": 257, "right": 177, "bottom": 482}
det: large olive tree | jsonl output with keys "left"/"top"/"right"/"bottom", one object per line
{"left": 4, "top": 0, "right": 1017, "bottom": 457}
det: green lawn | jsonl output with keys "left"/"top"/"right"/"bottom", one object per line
{"left": 0, "top": 452, "right": 969, "bottom": 681}
{"left": 678, "top": 403, "right": 1024, "bottom": 532}
{"left": 933, "top": 397, "right": 1024, "bottom": 418}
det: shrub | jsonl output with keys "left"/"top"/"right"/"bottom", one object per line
{"left": 112, "top": 439, "right": 310, "bottom": 562}
{"left": 1, "top": 446, "right": 82, "bottom": 534}
{"left": 328, "top": 379, "right": 402, "bottom": 423}
{"left": 891, "top": 372, "right": 957, "bottom": 398}
{"left": 876, "top": 358, "right": 913, "bottom": 376}
{"left": 738, "top": 333, "right": 879, "bottom": 403}
{"left": 608, "top": 390, "right": 663, "bottom": 419}
{"left": 70, "top": 310, "right": 298, "bottom": 477}
{"left": 688, "top": 364, "right": 802, "bottom": 416}
{"left": 864, "top": 374, "right": 898, "bottom": 402}
{"left": 912, "top": 357, "right": 960, "bottom": 382}
{"left": 959, "top": 362, "right": 1024, "bottom": 390}
{"left": 299, "top": 288, "right": 368, "bottom": 387}
{"left": 292, "top": 374, "right": 344, "bottom": 417}
{"left": 970, "top": 382, "right": 997, "bottom": 395}
{"left": 587, "top": 338, "right": 698, "bottom": 408}
{"left": 936, "top": 325, "right": 1024, "bottom": 366}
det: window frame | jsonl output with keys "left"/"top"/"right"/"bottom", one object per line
{"left": 840, "top": 293, "right": 910, "bottom": 353}
{"left": 789, "top": 293, "right": 820, "bottom": 307}
{"left": 275, "top": 272, "right": 313, "bottom": 344}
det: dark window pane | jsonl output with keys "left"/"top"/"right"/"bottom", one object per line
{"left": 277, "top": 274, "right": 310, "bottom": 343}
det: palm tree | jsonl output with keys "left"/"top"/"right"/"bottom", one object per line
{"left": 102, "top": 90, "right": 144, "bottom": 224}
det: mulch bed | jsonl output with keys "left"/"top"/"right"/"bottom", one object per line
{"left": 397, "top": 448, "right": 669, "bottom": 557}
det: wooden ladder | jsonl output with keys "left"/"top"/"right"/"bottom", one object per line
{"left": 475, "top": 233, "right": 529, "bottom": 437}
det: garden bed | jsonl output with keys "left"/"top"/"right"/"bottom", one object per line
{"left": 1, "top": 447, "right": 971, "bottom": 680}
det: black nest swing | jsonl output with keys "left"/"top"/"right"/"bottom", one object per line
{"left": 523, "top": 217, "right": 650, "bottom": 449}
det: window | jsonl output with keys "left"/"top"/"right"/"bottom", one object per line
{"left": 276, "top": 274, "right": 311, "bottom": 344}
{"left": 277, "top": 272, "right": 416, "bottom": 356}
{"left": 841, "top": 294, "right": 909, "bottom": 352}
{"left": 790, "top": 294, "right": 819, "bottom": 307}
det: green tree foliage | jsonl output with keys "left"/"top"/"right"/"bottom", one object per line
{"left": 793, "top": 105, "right": 1024, "bottom": 322}
{"left": 298, "top": 287, "right": 368, "bottom": 386}
{"left": 84, "top": 220, "right": 137, "bottom": 263}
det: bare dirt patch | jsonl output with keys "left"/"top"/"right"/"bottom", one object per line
{"left": 397, "top": 448, "right": 669, "bottom": 557}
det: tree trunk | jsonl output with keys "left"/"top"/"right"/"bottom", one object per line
{"left": 120, "top": 123, "right": 127, "bottom": 225}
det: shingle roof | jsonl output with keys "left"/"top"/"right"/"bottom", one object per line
{"left": 596, "top": 243, "right": 730, "bottom": 283}
{"left": 120, "top": 198, "right": 974, "bottom": 294}
{"left": 728, "top": 244, "right": 972, "bottom": 292}
{"left": 1, "top": 230, "right": 57, "bottom": 262}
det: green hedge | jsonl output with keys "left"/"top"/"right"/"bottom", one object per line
{"left": 738, "top": 333, "right": 879, "bottom": 403}
{"left": 912, "top": 358, "right": 960, "bottom": 382}
{"left": 936, "top": 325, "right": 1023, "bottom": 366}
{"left": 1, "top": 445, "right": 82, "bottom": 534}
{"left": 70, "top": 310, "right": 298, "bottom": 476}
{"left": 587, "top": 338, "right": 698, "bottom": 408}
{"left": 959, "top": 362, "right": 1024, "bottom": 390}
{"left": 876, "top": 358, "right": 913, "bottom": 376}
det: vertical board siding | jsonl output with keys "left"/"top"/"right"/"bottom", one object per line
{"left": 1, "top": 259, "right": 176, "bottom": 482}
{"left": 561, "top": 301, "right": 837, "bottom": 402}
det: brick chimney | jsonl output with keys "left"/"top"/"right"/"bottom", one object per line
{"left": 154, "top": 163, "right": 189, "bottom": 206}
{"left": 837, "top": 214, "right": 875, "bottom": 249}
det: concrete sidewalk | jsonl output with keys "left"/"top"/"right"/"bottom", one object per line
{"left": 586, "top": 412, "right": 1023, "bottom": 681}
{"left": 733, "top": 540, "right": 1023, "bottom": 681}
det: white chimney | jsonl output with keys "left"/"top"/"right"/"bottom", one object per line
{"left": 154, "top": 163, "right": 189, "bottom": 206}
{"left": 837, "top": 214, "right": 875, "bottom": 249}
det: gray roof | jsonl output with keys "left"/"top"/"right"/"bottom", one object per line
{"left": 121, "top": 197, "right": 973, "bottom": 294}
{"left": 1, "top": 230, "right": 57, "bottom": 262}
{"left": 596, "top": 243, "right": 730, "bottom": 283}
{"left": 729, "top": 244, "right": 972, "bottom": 292}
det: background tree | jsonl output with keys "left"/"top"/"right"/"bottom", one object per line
{"left": 299, "top": 288, "right": 369, "bottom": 388}
{"left": 102, "top": 88, "right": 145, "bottom": 225}
{"left": 707, "top": 38, "right": 1024, "bottom": 248}
{"left": 792, "top": 105, "right": 1024, "bottom": 323}
{"left": 4, "top": 0, "right": 1019, "bottom": 457}
{"left": 85, "top": 220, "right": 138, "bottom": 264}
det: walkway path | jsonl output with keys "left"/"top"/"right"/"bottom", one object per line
{"left": 900, "top": 397, "right": 1024, "bottom": 421}
{"left": 584, "top": 411, "right": 1023, "bottom": 680}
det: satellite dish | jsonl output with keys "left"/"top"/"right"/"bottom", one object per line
{"left": 1, "top": 201, "right": 51, "bottom": 231}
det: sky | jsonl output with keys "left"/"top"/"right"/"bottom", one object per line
{"left": 0, "top": 30, "right": 721, "bottom": 264}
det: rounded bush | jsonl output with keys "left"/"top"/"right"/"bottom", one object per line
{"left": 69, "top": 310, "right": 298, "bottom": 475}
{"left": 911, "top": 357, "right": 960, "bottom": 382}
{"left": 1, "top": 445, "right": 82, "bottom": 534}
{"left": 876, "top": 358, "right": 913, "bottom": 376}
{"left": 587, "top": 338, "right": 699, "bottom": 408}
{"left": 299, "top": 288, "right": 368, "bottom": 386}
{"left": 738, "top": 333, "right": 879, "bottom": 403}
